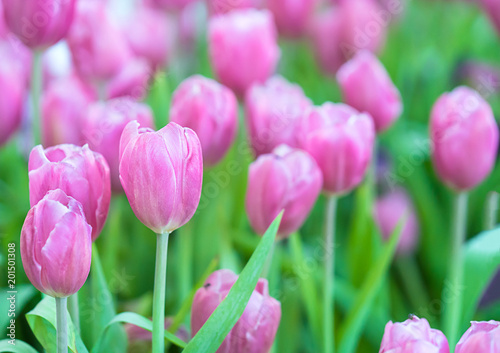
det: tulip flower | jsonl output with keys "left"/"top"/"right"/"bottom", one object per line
{"left": 337, "top": 50, "right": 402, "bottom": 132}
{"left": 105, "top": 58, "right": 151, "bottom": 100}
{"left": 208, "top": 0, "right": 261, "bottom": 15}
{"left": 84, "top": 98, "right": 154, "bottom": 191}
{"left": 456, "top": 321, "right": 500, "bottom": 353}
{"left": 481, "top": 0, "right": 500, "bottom": 36}
{"left": 245, "top": 75, "right": 312, "bottom": 156}
{"left": 267, "top": 0, "right": 315, "bottom": 38}
{"left": 245, "top": 145, "right": 322, "bottom": 238}
{"left": 191, "top": 269, "right": 281, "bottom": 353}
{"left": 170, "top": 75, "right": 238, "bottom": 167}
{"left": 29, "top": 144, "right": 111, "bottom": 241}
{"left": 208, "top": 9, "right": 280, "bottom": 96}
{"left": 379, "top": 316, "right": 450, "bottom": 353}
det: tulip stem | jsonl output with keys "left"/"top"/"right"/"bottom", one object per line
{"left": 31, "top": 50, "right": 43, "bottom": 146}
{"left": 323, "top": 196, "right": 338, "bottom": 353}
{"left": 444, "top": 191, "right": 468, "bottom": 350}
{"left": 68, "top": 293, "right": 80, "bottom": 333}
{"left": 485, "top": 191, "right": 499, "bottom": 230}
{"left": 152, "top": 232, "right": 170, "bottom": 353}
{"left": 55, "top": 297, "right": 68, "bottom": 353}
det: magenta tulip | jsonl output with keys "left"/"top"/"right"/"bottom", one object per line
{"left": 456, "top": 321, "right": 500, "bottom": 353}
{"left": 106, "top": 58, "right": 151, "bottom": 100}
{"left": 430, "top": 86, "right": 499, "bottom": 191}
{"left": 380, "top": 316, "right": 450, "bottom": 353}
{"left": 119, "top": 121, "right": 203, "bottom": 234}
{"left": 337, "top": 50, "right": 402, "bottom": 132}
{"left": 299, "top": 102, "right": 375, "bottom": 195}
{"left": 169, "top": 75, "right": 238, "bottom": 167}
{"left": 191, "top": 269, "right": 281, "bottom": 353}
{"left": 208, "top": 0, "right": 261, "bottom": 15}
{"left": 208, "top": 9, "right": 280, "bottom": 96}
{"left": 245, "top": 144, "right": 322, "bottom": 238}
{"left": 1, "top": 0, "right": 76, "bottom": 49}
{"left": 245, "top": 75, "right": 311, "bottom": 156}
{"left": 29, "top": 144, "right": 111, "bottom": 241}
{"left": 481, "top": 0, "right": 500, "bottom": 35}
{"left": 267, "top": 0, "right": 315, "bottom": 37}
{"left": 21, "top": 189, "right": 92, "bottom": 297}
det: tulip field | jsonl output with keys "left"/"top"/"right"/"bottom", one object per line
{"left": 2, "top": 0, "right": 500, "bottom": 352}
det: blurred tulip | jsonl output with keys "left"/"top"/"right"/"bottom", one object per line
{"left": 456, "top": 321, "right": 500, "bottom": 353}
{"left": 1, "top": 0, "right": 76, "bottom": 49}
{"left": 170, "top": 75, "right": 238, "bottom": 167}
{"left": 299, "top": 103, "right": 375, "bottom": 195}
{"left": 119, "top": 121, "right": 203, "bottom": 234}
{"left": 430, "top": 86, "right": 499, "bottom": 191}
{"left": 106, "top": 58, "right": 151, "bottom": 100}
{"left": 191, "top": 269, "right": 281, "bottom": 353}
{"left": 20, "top": 189, "right": 92, "bottom": 297}
{"left": 374, "top": 188, "right": 419, "bottom": 255}
{"left": 481, "top": 0, "right": 500, "bottom": 35}
{"left": 380, "top": 316, "right": 450, "bottom": 353}
{"left": 267, "top": 0, "right": 315, "bottom": 37}
{"left": 84, "top": 98, "right": 154, "bottom": 191}
{"left": 245, "top": 144, "right": 322, "bottom": 238}
{"left": 150, "top": 0, "right": 196, "bottom": 11}
{"left": 41, "top": 74, "right": 95, "bottom": 147}
{"left": 208, "top": 9, "right": 280, "bottom": 96}
{"left": 245, "top": 75, "right": 311, "bottom": 156}
{"left": 456, "top": 60, "right": 500, "bottom": 96}
{"left": 29, "top": 144, "right": 111, "bottom": 241}
{"left": 337, "top": 50, "right": 402, "bottom": 132}
{"left": 208, "top": 0, "right": 262, "bottom": 16}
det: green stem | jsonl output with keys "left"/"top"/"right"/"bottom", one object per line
{"left": 68, "top": 293, "right": 80, "bottom": 334}
{"left": 152, "top": 232, "right": 170, "bottom": 353}
{"left": 56, "top": 297, "right": 68, "bottom": 353}
{"left": 31, "top": 50, "right": 43, "bottom": 146}
{"left": 323, "top": 196, "right": 338, "bottom": 353}
{"left": 444, "top": 192, "right": 468, "bottom": 350}
{"left": 485, "top": 191, "right": 499, "bottom": 230}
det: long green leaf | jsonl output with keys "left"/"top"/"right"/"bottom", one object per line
{"left": 182, "top": 212, "right": 283, "bottom": 353}
{"left": 0, "top": 339, "right": 38, "bottom": 353}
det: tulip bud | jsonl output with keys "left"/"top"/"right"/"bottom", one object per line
{"left": 374, "top": 188, "right": 419, "bottom": 256}
{"left": 191, "top": 269, "right": 281, "bottom": 353}
{"left": 430, "top": 86, "right": 499, "bottom": 191}
{"left": 380, "top": 316, "right": 450, "bottom": 353}
{"left": 119, "top": 121, "right": 203, "bottom": 234}
{"left": 29, "top": 144, "right": 111, "bottom": 241}
{"left": 208, "top": 0, "right": 261, "bottom": 16}
{"left": 208, "top": 9, "right": 280, "bottom": 96}
{"left": 337, "top": 50, "right": 402, "bottom": 132}
{"left": 299, "top": 103, "right": 375, "bottom": 195}
{"left": 245, "top": 75, "right": 312, "bottom": 156}
{"left": 149, "top": 0, "right": 196, "bottom": 11}
{"left": 456, "top": 321, "right": 500, "bottom": 353}
{"left": 20, "top": 189, "right": 92, "bottom": 297}
{"left": 481, "top": 0, "right": 500, "bottom": 36}
{"left": 2, "top": 0, "right": 76, "bottom": 49}
{"left": 106, "top": 58, "right": 151, "bottom": 100}
{"left": 169, "top": 75, "right": 238, "bottom": 167}
{"left": 267, "top": 0, "right": 315, "bottom": 38}
{"left": 245, "top": 145, "right": 322, "bottom": 238}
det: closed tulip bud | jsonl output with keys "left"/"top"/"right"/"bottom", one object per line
{"left": 380, "top": 316, "right": 450, "bottom": 353}
{"left": 119, "top": 121, "right": 203, "bottom": 234}
{"left": 29, "top": 144, "right": 111, "bottom": 241}
{"left": 208, "top": 0, "right": 262, "bottom": 16}
{"left": 430, "top": 86, "right": 499, "bottom": 191}
{"left": 299, "top": 103, "right": 375, "bottom": 195}
{"left": 208, "top": 9, "right": 280, "bottom": 96}
{"left": 245, "top": 145, "right": 322, "bottom": 238}
{"left": 2, "top": 0, "right": 76, "bottom": 49}
{"left": 481, "top": 0, "right": 500, "bottom": 35}
{"left": 245, "top": 75, "right": 312, "bottom": 156}
{"left": 337, "top": 50, "right": 402, "bottom": 132}
{"left": 191, "top": 269, "right": 281, "bottom": 353}
{"left": 267, "top": 0, "right": 315, "bottom": 38}
{"left": 456, "top": 321, "right": 500, "bottom": 353}
{"left": 106, "top": 58, "right": 151, "bottom": 100}
{"left": 374, "top": 188, "right": 419, "bottom": 256}
{"left": 21, "top": 189, "right": 92, "bottom": 297}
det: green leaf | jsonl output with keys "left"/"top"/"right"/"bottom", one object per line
{"left": 25, "top": 297, "right": 88, "bottom": 353}
{"left": 92, "top": 312, "right": 187, "bottom": 352}
{"left": 0, "top": 339, "right": 38, "bottom": 353}
{"left": 0, "top": 284, "right": 38, "bottom": 337}
{"left": 183, "top": 212, "right": 283, "bottom": 353}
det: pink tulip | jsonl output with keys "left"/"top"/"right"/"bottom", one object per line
{"left": 106, "top": 58, "right": 151, "bottom": 100}
{"left": 170, "top": 75, "right": 238, "bottom": 167}
{"left": 191, "top": 269, "right": 281, "bottom": 353}
{"left": 374, "top": 188, "right": 419, "bottom": 255}
{"left": 208, "top": 9, "right": 280, "bottom": 96}
{"left": 299, "top": 102, "right": 375, "bottom": 195}
{"left": 84, "top": 98, "right": 154, "bottom": 191}
{"left": 1, "top": 0, "right": 76, "bottom": 49}
{"left": 267, "top": 0, "right": 315, "bottom": 38}
{"left": 208, "top": 0, "right": 262, "bottom": 16}
{"left": 380, "top": 316, "right": 450, "bottom": 353}
{"left": 119, "top": 121, "right": 203, "bottom": 234}
{"left": 20, "top": 189, "right": 92, "bottom": 297}
{"left": 245, "top": 144, "right": 322, "bottom": 238}
{"left": 149, "top": 0, "right": 196, "bottom": 11}
{"left": 41, "top": 74, "right": 95, "bottom": 147}
{"left": 337, "top": 50, "right": 402, "bottom": 132}
{"left": 29, "top": 144, "right": 111, "bottom": 241}
{"left": 481, "top": 0, "right": 500, "bottom": 35}
{"left": 245, "top": 75, "right": 312, "bottom": 156}
{"left": 456, "top": 321, "right": 500, "bottom": 353}
{"left": 430, "top": 86, "right": 499, "bottom": 191}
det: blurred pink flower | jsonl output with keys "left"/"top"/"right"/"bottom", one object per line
{"left": 456, "top": 321, "right": 500, "bottom": 353}
{"left": 481, "top": 0, "right": 500, "bottom": 35}
{"left": 267, "top": 0, "right": 316, "bottom": 37}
